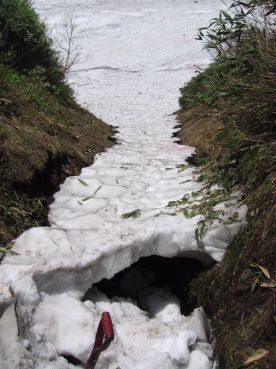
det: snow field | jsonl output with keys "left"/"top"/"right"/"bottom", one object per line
{"left": 0, "top": 1, "right": 246, "bottom": 369}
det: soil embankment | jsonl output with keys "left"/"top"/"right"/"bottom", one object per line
{"left": 0, "top": 84, "right": 113, "bottom": 247}
{"left": 178, "top": 105, "right": 275, "bottom": 368}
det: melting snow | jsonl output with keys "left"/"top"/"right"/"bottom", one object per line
{"left": 0, "top": 1, "right": 247, "bottom": 369}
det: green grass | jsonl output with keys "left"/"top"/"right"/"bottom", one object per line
{"left": 0, "top": 0, "right": 73, "bottom": 100}
{"left": 0, "top": 63, "right": 72, "bottom": 129}
{"left": 179, "top": 7, "right": 276, "bottom": 368}
{"left": 180, "top": 28, "right": 275, "bottom": 193}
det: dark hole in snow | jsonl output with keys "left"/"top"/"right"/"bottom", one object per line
{"left": 171, "top": 130, "right": 180, "bottom": 138}
{"left": 108, "top": 135, "right": 119, "bottom": 144}
{"left": 61, "top": 354, "right": 84, "bottom": 367}
{"left": 90, "top": 256, "right": 211, "bottom": 315}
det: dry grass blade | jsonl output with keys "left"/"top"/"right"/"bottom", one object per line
{"left": 252, "top": 263, "right": 271, "bottom": 280}
{"left": 243, "top": 348, "right": 269, "bottom": 366}
{"left": 259, "top": 281, "right": 276, "bottom": 289}
{"left": 78, "top": 179, "right": 88, "bottom": 186}
{"left": 121, "top": 209, "right": 141, "bottom": 219}
{"left": 81, "top": 186, "right": 102, "bottom": 201}
{"left": 0, "top": 246, "right": 18, "bottom": 255}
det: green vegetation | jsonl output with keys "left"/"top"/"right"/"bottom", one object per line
{"left": 179, "top": 1, "right": 275, "bottom": 193}
{"left": 121, "top": 209, "right": 142, "bottom": 219}
{"left": 0, "top": 64, "right": 70, "bottom": 125}
{"left": 121, "top": 163, "right": 241, "bottom": 247}
{"left": 0, "top": 0, "right": 72, "bottom": 98}
{"left": 178, "top": 1, "right": 275, "bottom": 368}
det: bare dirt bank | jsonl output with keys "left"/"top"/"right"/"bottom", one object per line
{"left": 0, "top": 82, "right": 114, "bottom": 247}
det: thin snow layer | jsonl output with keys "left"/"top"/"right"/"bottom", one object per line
{"left": 0, "top": 1, "right": 246, "bottom": 369}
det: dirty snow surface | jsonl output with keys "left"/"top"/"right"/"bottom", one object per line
{"left": 0, "top": 1, "right": 247, "bottom": 369}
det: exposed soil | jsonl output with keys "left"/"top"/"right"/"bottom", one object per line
{"left": 178, "top": 107, "right": 276, "bottom": 369}
{"left": 0, "top": 89, "right": 114, "bottom": 247}
{"left": 177, "top": 106, "right": 222, "bottom": 156}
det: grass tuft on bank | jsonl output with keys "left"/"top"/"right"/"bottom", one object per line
{"left": 178, "top": 1, "right": 275, "bottom": 368}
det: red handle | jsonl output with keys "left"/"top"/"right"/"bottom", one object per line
{"left": 85, "top": 312, "right": 114, "bottom": 369}
{"left": 101, "top": 312, "right": 114, "bottom": 339}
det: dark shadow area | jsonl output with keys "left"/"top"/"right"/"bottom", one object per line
{"left": 171, "top": 130, "right": 180, "bottom": 138}
{"left": 107, "top": 135, "right": 119, "bottom": 144}
{"left": 14, "top": 151, "right": 72, "bottom": 197}
{"left": 61, "top": 354, "right": 84, "bottom": 367}
{"left": 94, "top": 255, "right": 211, "bottom": 315}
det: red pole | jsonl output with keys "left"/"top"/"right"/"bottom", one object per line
{"left": 85, "top": 312, "right": 114, "bottom": 369}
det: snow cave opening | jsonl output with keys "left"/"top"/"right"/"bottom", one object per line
{"left": 85, "top": 255, "right": 213, "bottom": 315}
{"left": 64, "top": 257, "right": 214, "bottom": 367}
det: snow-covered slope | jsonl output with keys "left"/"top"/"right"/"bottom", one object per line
{"left": 0, "top": 1, "right": 247, "bottom": 368}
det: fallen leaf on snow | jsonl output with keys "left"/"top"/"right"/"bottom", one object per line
{"left": 121, "top": 209, "right": 142, "bottom": 219}
{"left": 78, "top": 179, "right": 88, "bottom": 186}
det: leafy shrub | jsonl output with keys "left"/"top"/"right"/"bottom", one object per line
{"left": 0, "top": 0, "right": 72, "bottom": 98}
{"left": 180, "top": 0, "right": 275, "bottom": 141}
{"left": 197, "top": 0, "right": 275, "bottom": 55}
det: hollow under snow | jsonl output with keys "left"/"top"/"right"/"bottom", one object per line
{"left": 0, "top": 1, "right": 247, "bottom": 369}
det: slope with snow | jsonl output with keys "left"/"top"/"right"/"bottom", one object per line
{"left": 0, "top": 1, "right": 247, "bottom": 369}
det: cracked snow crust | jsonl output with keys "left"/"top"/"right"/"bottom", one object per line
{"left": 0, "top": 1, "right": 247, "bottom": 369}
